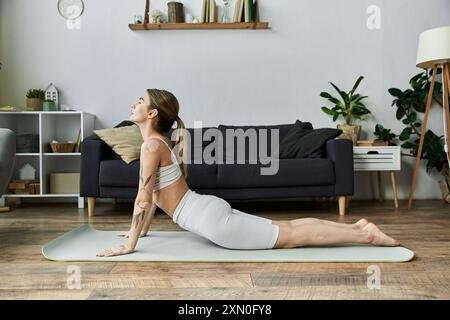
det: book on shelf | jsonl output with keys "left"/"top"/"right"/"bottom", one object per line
{"left": 238, "top": 0, "right": 245, "bottom": 22}
{"left": 254, "top": 0, "right": 260, "bottom": 22}
{"left": 235, "top": 0, "right": 259, "bottom": 23}
{"left": 201, "top": 0, "right": 208, "bottom": 23}
{"left": 74, "top": 128, "right": 82, "bottom": 153}
{"left": 249, "top": 0, "right": 255, "bottom": 22}
{"left": 356, "top": 140, "right": 389, "bottom": 147}
{"left": 210, "top": 0, "right": 216, "bottom": 23}
{"left": 0, "top": 105, "right": 18, "bottom": 112}
{"left": 245, "top": 0, "right": 255, "bottom": 22}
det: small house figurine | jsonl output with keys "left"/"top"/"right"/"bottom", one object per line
{"left": 19, "top": 163, "right": 36, "bottom": 180}
{"left": 45, "top": 83, "right": 59, "bottom": 111}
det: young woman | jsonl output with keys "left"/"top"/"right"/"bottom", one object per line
{"left": 96, "top": 89, "right": 400, "bottom": 257}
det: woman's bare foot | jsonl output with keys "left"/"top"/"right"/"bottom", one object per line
{"left": 363, "top": 223, "right": 400, "bottom": 246}
{"left": 353, "top": 218, "right": 369, "bottom": 230}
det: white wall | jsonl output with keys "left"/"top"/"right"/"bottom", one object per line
{"left": 1, "top": 0, "right": 449, "bottom": 200}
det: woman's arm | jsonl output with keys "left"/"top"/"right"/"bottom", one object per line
{"left": 140, "top": 200, "right": 157, "bottom": 236}
{"left": 117, "top": 200, "right": 157, "bottom": 238}
{"left": 96, "top": 138, "right": 161, "bottom": 257}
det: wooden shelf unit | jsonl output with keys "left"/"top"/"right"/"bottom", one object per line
{"left": 128, "top": 22, "right": 269, "bottom": 30}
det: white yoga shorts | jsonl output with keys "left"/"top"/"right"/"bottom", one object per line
{"left": 172, "top": 189, "right": 280, "bottom": 250}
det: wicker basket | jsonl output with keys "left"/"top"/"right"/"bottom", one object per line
{"left": 49, "top": 142, "right": 76, "bottom": 153}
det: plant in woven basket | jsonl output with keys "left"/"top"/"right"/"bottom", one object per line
{"left": 26, "top": 89, "right": 45, "bottom": 99}
{"left": 26, "top": 89, "right": 45, "bottom": 111}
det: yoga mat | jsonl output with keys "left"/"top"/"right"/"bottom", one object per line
{"left": 42, "top": 225, "right": 415, "bottom": 262}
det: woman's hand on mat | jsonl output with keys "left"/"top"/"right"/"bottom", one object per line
{"left": 96, "top": 244, "right": 134, "bottom": 257}
{"left": 117, "top": 231, "right": 148, "bottom": 238}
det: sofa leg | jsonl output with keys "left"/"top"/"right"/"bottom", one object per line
{"left": 88, "top": 197, "right": 96, "bottom": 217}
{"left": 338, "top": 196, "right": 346, "bottom": 216}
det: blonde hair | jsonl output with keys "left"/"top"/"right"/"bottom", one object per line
{"left": 146, "top": 88, "right": 188, "bottom": 178}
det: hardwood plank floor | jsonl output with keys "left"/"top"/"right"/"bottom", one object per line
{"left": 0, "top": 199, "right": 448, "bottom": 300}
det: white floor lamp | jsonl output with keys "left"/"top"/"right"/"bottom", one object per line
{"left": 408, "top": 25, "right": 450, "bottom": 209}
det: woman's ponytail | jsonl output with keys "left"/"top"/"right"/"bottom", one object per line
{"left": 174, "top": 116, "right": 188, "bottom": 178}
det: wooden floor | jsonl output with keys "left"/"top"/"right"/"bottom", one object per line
{"left": 0, "top": 199, "right": 449, "bottom": 300}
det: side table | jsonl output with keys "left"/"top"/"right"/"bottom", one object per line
{"left": 352, "top": 146, "right": 401, "bottom": 208}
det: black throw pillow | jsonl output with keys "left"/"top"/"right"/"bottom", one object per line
{"left": 279, "top": 122, "right": 342, "bottom": 159}
{"left": 294, "top": 128, "right": 343, "bottom": 158}
{"left": 278, "top": 120, "right": 314, "bottom": 158}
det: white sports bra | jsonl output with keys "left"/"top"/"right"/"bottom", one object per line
{"left": 147, "top": 136, "right": 183, "bottom": 192}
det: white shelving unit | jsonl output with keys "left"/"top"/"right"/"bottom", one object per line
{"left": 0, "top": 111, "right": 95, "bottom": 208}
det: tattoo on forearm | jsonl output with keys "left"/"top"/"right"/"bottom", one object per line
{"left": 139, "top": 167, "right": 153, "bottom": 196}
{"left": 132, "top": 210, "right": 146, "bottom": 229}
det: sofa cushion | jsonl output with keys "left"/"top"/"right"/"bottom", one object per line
{"left": 99, "top": 159, "right": 140, "bottom": 187}
{"left": 217, "top": 158, "right": 335, "bottom": 188}
{"left": 185, "top": 163, "right": 218, "bottom": 188}
{"left": 216, "top": 121, "right": 309, "bottom": 163}
{"left": 85, "top": 121, "right": 140, "bottom": 162}
{"left": 279, "top": 123, "right": 342, "bottom": 159}
{"left": 94, "top": 124, "right": 143, "bottom": 164}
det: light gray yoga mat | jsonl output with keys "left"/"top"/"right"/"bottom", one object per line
{"left": 42, "top": 225, "right": 415, "bottom": 262}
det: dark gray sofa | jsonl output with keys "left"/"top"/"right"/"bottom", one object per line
{"left": 80, "top": 121, "right": 354, "bottom": 216}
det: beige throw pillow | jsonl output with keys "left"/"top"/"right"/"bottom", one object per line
{"left": 94, "top": 124, "right": 143, "bottom": 164}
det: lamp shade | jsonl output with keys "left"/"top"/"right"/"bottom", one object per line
{"left": 416, "top": 26, "right": 450, "bottom": 68}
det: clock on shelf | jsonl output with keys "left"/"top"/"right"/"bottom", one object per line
{"left": 57, "top": 0, "right": 85, "bottom": 20}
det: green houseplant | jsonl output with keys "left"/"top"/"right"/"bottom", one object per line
{"left": 382, "top": 69, "right": 449, "bottom": 203}
{"left": 320, "top": 76, "right": 372, "bottom": 145}
{"left": 374, "top": 124, "right": 397, "bottom": 146}
{"left": 388, "top": 69, "right": 445, "bottom": 172}
{"left": 26, "top": 89, "right": 45, "bottom": 111}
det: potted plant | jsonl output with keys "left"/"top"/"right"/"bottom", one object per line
{"left": 150, "top": 9, "right": 163, "bottom": 23}
{"left": 320, "top": 76, "right": 372, "bottom": 145}
{"left": 373, "top": 124, "right": 397, "bottom": 146}
{"left": 26, "top": 89, "right": 45, "bottom": 111}
{"left": 383, "top": 69, "right": 449, "bottom": 203}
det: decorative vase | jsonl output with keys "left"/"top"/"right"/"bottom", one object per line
{"left": 337, "top": 124, "right": 362, "bottom": 146}
{"left": 167, "top": 2, "right": 184, "bottom": 22}
{"left": 43, "top": 101, "right": 56, "bottom": 111}
{"left": 26, "top": 98, "right": 43, "bottom": 111}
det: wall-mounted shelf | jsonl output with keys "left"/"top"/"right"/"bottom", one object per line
{"left": 128, "top": 22, "right": 269, "bottom": 30}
